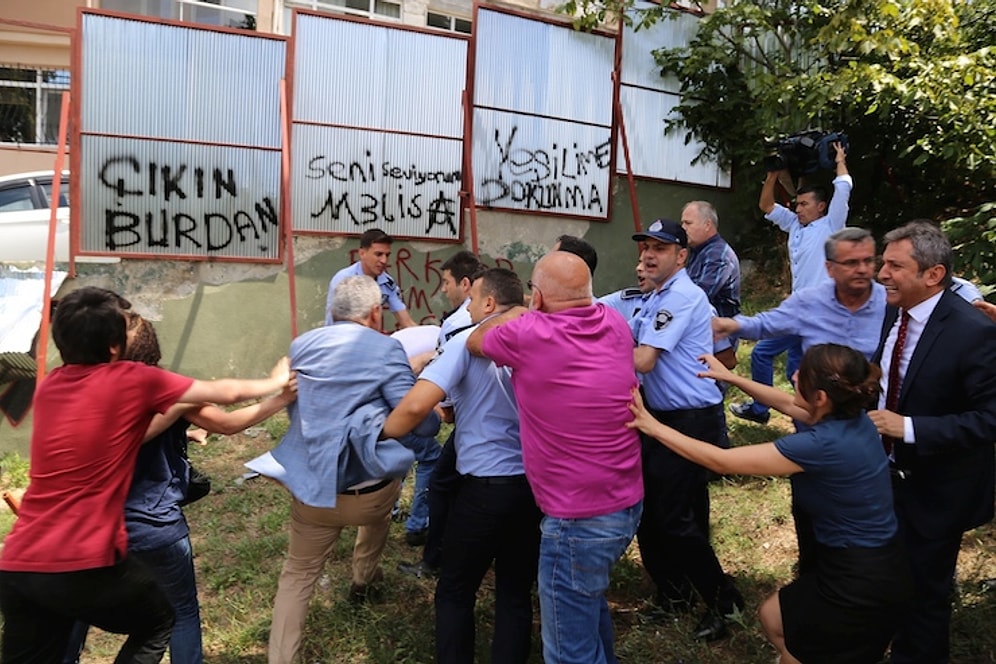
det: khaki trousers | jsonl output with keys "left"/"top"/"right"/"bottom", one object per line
{"left": 268, "top": 479, "right": 401, "bottom": 664}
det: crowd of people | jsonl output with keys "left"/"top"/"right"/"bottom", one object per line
{"left": 1, "top": 149, "right": 995, "bottom": 664}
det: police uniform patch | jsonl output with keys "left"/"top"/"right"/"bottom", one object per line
{"left": 654, "top": 309, "right": 674, "bottom": 331}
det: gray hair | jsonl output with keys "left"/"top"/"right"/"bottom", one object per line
{"left": 331, "top": 275, "right": 382, "bottom": 322}
{"left": 825, "top": 227, "right": 874, "bottom": 260}
{"left": 683, "top": 200, "right": 719, "bottom": 229}
{"left": 882, "top": 221, "right": 953, "bottom": 287}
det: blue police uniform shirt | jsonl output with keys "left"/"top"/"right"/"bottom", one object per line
{"left": 775, "top": 415, "right": 897, "bottom": 548}
{"left": 766, "top": 174, "right": 852, "bottom": 292}
{"left": 324, "top": 262, "right": 407, "bottom": 325}
{"left": 597, "top": 288, "right": 648, "bottom": 321}
{"left": 631, "top": 268, "right": 722, "bottom": 411}
{"left": 735, "top": 280, "right": 885, "bottom": 360}
{"left": 419, "top": 326, "right": 524, "bottom": 477}
{"left": 438, "top": 298, "right": 472, "bottom": 346}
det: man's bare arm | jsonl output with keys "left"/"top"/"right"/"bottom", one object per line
{"left": 466, "top": 306, "right": 528, "bottom": 357}
{"left": 382, "top": 380, "right": 446, "bottom": 439}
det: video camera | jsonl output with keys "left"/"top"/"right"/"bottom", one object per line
{"left": 763, "top": 130, "right": 849, "bottom": 175}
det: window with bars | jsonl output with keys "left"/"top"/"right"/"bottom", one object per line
{"left": 100, "top": 0, "right": 258, "bottom": 30}
{"left": 282, "top": 0, "right": 402, "bottom": 34}
{"left": 426, "top": 11, "right": 470, "bottom": 34}
{"left": 0, "top": 67, "right": 70, "bottom": 145}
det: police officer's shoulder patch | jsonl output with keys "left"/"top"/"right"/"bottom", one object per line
{"left": 654, "top": 309, "right": 674, "bottom": 331}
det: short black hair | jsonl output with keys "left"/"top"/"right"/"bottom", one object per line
{"left": 359, "top": 228, "right": 393, "bottom": 248}
{"left": 476, "top": 268, "right": 523, "bottom": 307}
{"left": 556, "top": 235, "right": 598, "bottom": 275}
{"left": 796, "top": 185, "right": 829, "bottom": 205}
{"left": 441, "top": 250, "right": 485, "bottom": 284}
{"left": 52, "top": 287, "right": 131, "bottom": 364}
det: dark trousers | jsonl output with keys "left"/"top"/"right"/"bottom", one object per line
{"left": 435, "top": 475, "right": 541, "bottom": 664}
{"left": 891, "top": 493, "right": 964, "bottom": 664}
{"left": 0, "top": 557, "right": 174, "bottom": 664}
{"left": 637, "top": 404, "right": 739, "bottom": 613}
{"left": 424, "top": 431, "right": 460, "bottom": 569}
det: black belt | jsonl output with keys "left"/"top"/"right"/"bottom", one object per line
{"left": 648, "top": 403, "right": 723, "bottom": 422}
{"left": 465, "top": 474, "right": 528, "bottom": 485}
{"left": 340, "top": 478, "right": 393, "bottom": 496}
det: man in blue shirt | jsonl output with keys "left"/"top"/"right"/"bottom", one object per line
{"left": 324, "top": 228, "right": 415, "bottom": 329}
{"left": 598, "top": 260, "right": 651, "bottom": 320}
{"left": 732, "top": 143, "right": 851, "bottom": 424}
{"left": 681, "top": 201, "right": 741, "bottom": 320}
{"left": 630, "top": 218, "right": 743, "bottom": 641}
{"left": 383, "top": 268, "right": 541, "bottom": 664}
{"left": 713, "top": 227, "right": 885, "bottom": 361}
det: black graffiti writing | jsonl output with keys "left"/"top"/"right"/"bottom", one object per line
{"left": 306, "top": 153, "right": 462, "bottom": 188}
{"left": 103, "top": 197, "right": 278, "bottom": 252}
{"left": 98, "top": 157, "right": 238, "bottom": 201}
{"left": 477, "top": 179, "right": 604, "bottom": 213}
{"left": 492, "top": 126, "right": 611, "bottom": 183}
{"left": 312, "top": 188, "right": 459, "bottom": 236}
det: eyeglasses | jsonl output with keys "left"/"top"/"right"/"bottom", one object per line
{"left": 829, "top": 257, "right": 878, "bottom": 269}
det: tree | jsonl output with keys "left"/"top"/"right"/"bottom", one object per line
{"left": 566, "top": 0, "right": 996, "bottom": 287}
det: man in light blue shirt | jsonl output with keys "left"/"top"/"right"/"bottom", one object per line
{"left": 733, "top": 143, "right": 852, "bottom": 424}
{"left": 713, "top": 228, "right": 885, "bottom": 361}
{"left": 324, "top": 228, "right": 414, "bottom": 329}
{"left": 598, "top": 260, "right": 651, "bottom": 321}
{"left": 383, "top": 268, "right": 541, "bottom": 663}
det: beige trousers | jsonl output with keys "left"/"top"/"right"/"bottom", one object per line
{"left": 267, "top": 479, "right": 401, "bottom": 664}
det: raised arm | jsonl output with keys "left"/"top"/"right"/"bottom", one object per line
{"left": 759, "top": 171, "right": 781, "bottom": 215}
{"left": 185, "top": 378, "right": 297, "bottom": 435}
{"left": 697, "top": 354, "right": 813, "bottom": 423}
{"left": 176, "top": 356, "right": 291, "bottom": 406}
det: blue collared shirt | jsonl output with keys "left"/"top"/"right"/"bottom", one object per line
{"left": 766, "top": 174, "right": 852, "bottom": 292}
{"left": 438, "top": 298, "right": 472, "bottom": 346}
{"left": 735, "top": 280, "right": 886, "bottom": 360}
{"left": 324, "top": 262, "right": 407, "bottom": 325}
{"left": 420, "top": 326, "right": 524, "bottom": 477}
{"left": 686, "top": 233, "right": 741, "bottom": 318}
{"left": 631, "top": 268, "right": 722, "bottom": 411}
{"left": 597, "top": 288, "right": 649, "bottom": 321}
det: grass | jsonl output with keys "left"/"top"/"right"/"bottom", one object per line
{"left": 1, "top": 276, "right": 994, "bottom": 662}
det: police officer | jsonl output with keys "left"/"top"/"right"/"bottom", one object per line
{"left": 630, "top": 218, "right": 743, "bottom": 641}
{"left": 598, "top": 260, "right": 652, "bottom": 320}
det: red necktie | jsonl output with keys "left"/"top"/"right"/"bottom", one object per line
{"left": 882, "top": 311, "right": 910, "bottom": 455}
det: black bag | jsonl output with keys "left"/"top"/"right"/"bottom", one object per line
{"left": 180, "top": 464, "right": 212, "bottom": 506}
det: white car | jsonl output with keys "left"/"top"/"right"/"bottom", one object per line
{"left": 0, "top": 170, "right": 71, "bottom": 263}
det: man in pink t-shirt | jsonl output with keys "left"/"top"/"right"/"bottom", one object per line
{"left": 468, "top": 251, "right": 643, "bottom": 664}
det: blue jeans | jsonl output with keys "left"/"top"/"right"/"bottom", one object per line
{"left": 132, "top": 535, "right": 203, "bottom": 664}
{"left": 538, "top": 501, "right": 642, "bottom": 664}
{"left": 745, "top": 335, "right": 803, "bottom": 416}
{"left": 404, "top": 434, "right": 440, "bottom": 534}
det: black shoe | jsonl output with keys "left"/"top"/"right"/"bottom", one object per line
{"left": 692, "top": 611, "right": 730, "bottom": 642}
{"left": 404, "top": 529, "right": 428, "bottom": 547}
{"left": 729, "top": 402, "right": 770, "bottom": 425}
{"left": 397, "top": 560, "right": 438, "bottom": 579}
{"left": 348, "top": 568, "right": 384, "bottom": 604}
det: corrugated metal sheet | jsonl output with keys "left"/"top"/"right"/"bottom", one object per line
{"left": 79, "top": 136, "right": 282, "bottom": 259}
{"left": 472, "top": 8, "right": 614, "bottom": 217}
{"left": 472, "top": 108, "right": 612, "bottom": 218}
{"left": 81, "top": 14, "right": 285, "bottom": 147}
{"left": 293, "top": 13, "right": 467, "bottom": 137}
{"left": 474, "top": 9, "right": 614, "bottom": 127}
{"left": 291, "top": 125, "right": 462, "bottom": 240}
{"left": 616, "top": 5, "right": 730, "bottom": 187}
{"left": 616, "top": 86, "right": 730, "bottom": 187}
{"left": 290, "top": 12, "right": 468, "bottom": 239}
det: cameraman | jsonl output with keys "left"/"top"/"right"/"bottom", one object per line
{"left": 730, "top": 143, "right": 851, "bottom": 425}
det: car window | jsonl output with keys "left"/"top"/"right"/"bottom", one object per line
{"left": 40, "top": 180, "right": 69, "bottom": 207}
{"left": 0, "top": 184, "right": 35, "bottom": 212}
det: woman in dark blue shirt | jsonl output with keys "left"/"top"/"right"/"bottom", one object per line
{"left": 628, "top": 343, "right": 912, "bottom": 664}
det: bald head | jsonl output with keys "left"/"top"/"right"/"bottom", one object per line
{"left": 531, "top": 252, "right": 593, "bottom": 312}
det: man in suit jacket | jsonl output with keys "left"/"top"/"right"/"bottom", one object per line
{"left": 868, "top": 221, "right": 996, "bottom": 663}
{"left": 267, "top": 275, "right": 438, "bottom": 664}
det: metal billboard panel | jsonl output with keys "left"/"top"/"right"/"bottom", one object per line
{"left": 292, "top": 125, "right": 462, "bottom": 240}
{"left": 616, "top": 5, "right": 730, "bottom": 188}
{"left": 472, "top": 108, "right": 611, "bottom": 217}
{"left": 76, "top": 11, "right": 287, "bottom": 262}
{"left": 80, "top": 13, "right": 285, "bottom": 147}
{"left": 472, "top": 6, "right": 615, "bottom": 218}
{"left": 294, "top": 13, "right": 466, "bottom": 137}
{"left": 290, "top": 12, "right": 468, "bottom": 240}
{"left": 80, "top": 136, "right": 282, "bottom": 259}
